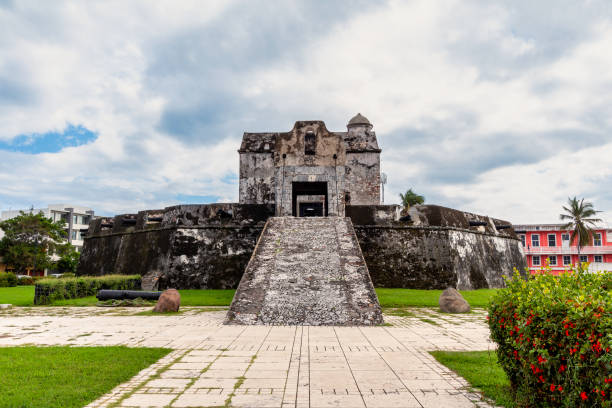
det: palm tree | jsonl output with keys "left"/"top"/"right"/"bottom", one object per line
{"left": 399, "top": 188, "right": 425, "bottom": 211}
{"left": 559, "top": 197, "right": 602, "bottom": 261}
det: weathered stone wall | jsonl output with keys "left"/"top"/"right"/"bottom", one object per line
{"left": 344, "top": 152, "right": 380, "bottom": 205}
{"left": 79, "top": 201, "right": 526, "bottom": 291}
{"left": 347, "top": 204, "right": 527, "bottom": 289}
{"left": 77, "top": 204, "right": 274, "bottom": 289}
{"left": 238, "top": 152, "right": 276, "bottom": 205}
{"left": 238, "top": 120, "right": 382, "bottom": 216}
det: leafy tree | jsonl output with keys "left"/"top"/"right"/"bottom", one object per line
{"left": 0, "top": 211, "right": 68, "bottom": 274}
{"left": 399, "top": 188, "right": 425, "bottom": 210}
{"left": 55, "top": 243, "right": 80, "bottom": 274}
{"left": 559, "top": 196, "right": 602, "bottom": 258}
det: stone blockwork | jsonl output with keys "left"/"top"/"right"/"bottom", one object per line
{"left": 239, "top": 117, "right": 382, "bottom": 217}
{"left": 226, "top": 217, "right": 383, "bottom": 325}
{"left": 78, "top": 203, "right": 526, "bottom": 291}
{"left": 347, "top": 204, "right": 527, "bottom": 290}
{"left": 77, "top": 204, "right": 274, "bottom": 289}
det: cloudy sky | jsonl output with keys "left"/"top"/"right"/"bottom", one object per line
{"left": 1, "top": 0, "right": 611, "bottom": 224}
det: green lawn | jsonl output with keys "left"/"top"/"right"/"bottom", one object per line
{"left": 179, "top": 289, "right": 236, "bottom": 306}
{"left": 1, "top": 286, "right": 499, "bottom": 308}
{"left": 430, "top": 350, "right": 514, "bottom": 407}
{"left": 376, "top": 288, "right": 498, "bottom": 308}
{"left": 0, "top": 346, "right": 170, "bottom": 408}
{"left": 0, "top": 285, "right": 36, "bottom": 306}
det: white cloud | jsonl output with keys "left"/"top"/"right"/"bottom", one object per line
{"left": 0, "top": 0, "right": 611, "bottom": 224}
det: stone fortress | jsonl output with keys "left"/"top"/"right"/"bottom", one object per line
{"left": 78, "top": 114, "right": 526, "bottom": 324}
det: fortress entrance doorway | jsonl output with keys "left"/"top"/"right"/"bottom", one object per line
{"left": 292, "top": 182, "right": 327, "bottom": 217}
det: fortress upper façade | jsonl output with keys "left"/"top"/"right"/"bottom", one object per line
{"left": 77, "top": 114, "right": 527, "bottom": 291}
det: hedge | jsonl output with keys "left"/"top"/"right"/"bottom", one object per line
{"left": 488, "top": 266, "right": 611, "bottom": 407}
{"left": 34, "top": 275, "right": 141, "bottom": 305}
{"left": 0, "top": 273, "right": 18, "bottom": 287}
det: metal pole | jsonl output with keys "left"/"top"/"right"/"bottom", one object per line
{"left": 333, "top": 154, "right": 338, "bottom": 216}
{"left": 280, "top": 153, "right": 286, "bottom": 216}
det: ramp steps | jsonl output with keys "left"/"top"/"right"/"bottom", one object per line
{"left": 226, "top": 217, "right": 383, "bottom": 326}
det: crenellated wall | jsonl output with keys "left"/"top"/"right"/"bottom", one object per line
{"left": 77, "top": 204, "right": 274, "bottom": 289}
{"left": 347, "top": 204, "right": 528, "bottom": 289}
{"left": 78, "top": 203, "right": 526, "bottom": 290}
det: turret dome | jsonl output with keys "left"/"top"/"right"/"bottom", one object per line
{"left": 347, "top": 113, "right": 371, "bottom": 127}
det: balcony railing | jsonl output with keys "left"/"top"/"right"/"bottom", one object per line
{"left": 524, "top": 245, "right": 612, "bottom": 255}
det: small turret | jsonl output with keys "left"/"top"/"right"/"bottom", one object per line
{"left": 345, "top": 113, "right": 379, "bottom": 152}
{"left": 347, "top": 113, "right": 373, "bottom": 130}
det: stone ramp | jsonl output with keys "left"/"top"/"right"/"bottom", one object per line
{"left": 225, "top": 217, "right": 383, "bottom": 325}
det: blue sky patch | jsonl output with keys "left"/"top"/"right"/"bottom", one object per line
{"left": 175, "top": 194, "right": 221, "bottom": 204}
{"left": 0, "top": 124, "right": 97, "bottom": 154}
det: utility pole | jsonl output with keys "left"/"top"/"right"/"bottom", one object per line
{"left": 380, "top": 172, "right": 387, "bottom": 204}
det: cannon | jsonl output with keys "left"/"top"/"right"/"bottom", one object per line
{"left": 495, "top": 224, "right": 512, "bottom": 230}
{"left": 96, "top": 289, "right": 162, "bottom": 301}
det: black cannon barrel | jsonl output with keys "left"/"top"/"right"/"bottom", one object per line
{"left": 495, "top": 224, "right": 512, "bottom": 230}
{"left": 147, "top": 216, "right": 163, "bottom": 222}
{"left": 96, "top": 290, "right": 162, "bottom": 301}
{"left": 122, "top": 218, "right": 137, "bottom": 225}
{"left": 469, "top": 220, "right": 488, "bottom": 226}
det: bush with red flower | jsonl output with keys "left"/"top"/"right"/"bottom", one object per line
{"left": 488, "top": 265, "right": 611, "bottom": 407}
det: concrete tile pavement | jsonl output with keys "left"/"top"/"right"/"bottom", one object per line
{"left": 0, "top": 307, "right": 501, "bottom": 407}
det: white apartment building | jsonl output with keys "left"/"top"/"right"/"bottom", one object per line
{"left": 1, "top": 204, "right": 95, "bottom": 252}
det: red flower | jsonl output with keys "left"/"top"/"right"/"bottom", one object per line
{"left": 537, "top": 355, "right": 546, "bottom": 364}
{"left": 550, "top": 384, "right": 555, "bottom": 392}
{"left": 559, "top": 365, "right": 566, "bottom": 372}
{"left": 581, "top": 391, "right": 588, "bottom": 400}
{"left": 557, "top": 385, "right": 563, "bottom": 392}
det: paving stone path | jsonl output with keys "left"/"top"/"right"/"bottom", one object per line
{"left": 0, "top": 307, "right": 501, "bottom": 407}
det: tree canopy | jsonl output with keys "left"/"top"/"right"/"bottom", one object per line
{"left": 0, "top": 211, "right": 72, "bottom": 274}
{"left": 559, "top": 196, "right": 602, "bottom": 255}
{"left": 399, "top": 188, "right": 425, "bottom": 209}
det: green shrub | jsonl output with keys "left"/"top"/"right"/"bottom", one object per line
{"left": 34, "top": 275, "right": 141, "bottom": 305}
{"left": 488, "top": 266, "right": 611, "bottom": 407}
{"left": 17, "top": 276, "right": 34, "bottom": 285}
{"left": 0, "top": 272, "right": 18, "bottom": 287}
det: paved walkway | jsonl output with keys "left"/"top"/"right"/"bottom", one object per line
{"left": 0, "top": 307, "right": 499, "bottom": 408}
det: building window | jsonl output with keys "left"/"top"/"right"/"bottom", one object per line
{"left": 593, "top": 233, "right": 602, "bottom": 246}
{"left": 563, "top": 255, "right": 571, "bottom": 265}
{"left": 548, "top": 255, "right": 557, "bottom": 266}
{"left": 548, "top": 234, "right": 556, "bottom": 247}
{"left": 580, "top": 255, "right": 588, "bottom": 263}
{"left": 531, "top": 235, "right": 540, "bottom": 247}
{"left": 519, "top": 235, "right": 525, "bottom": 247}
{"left": 561, "top": 233, "right": 570, "bottom": 242}
{"left": 71, "top": 230, "right": 77, "bottom": 240}
{"left": 532, "top": 256, "right": 540, "bottom": 266}
{"left": 304, "top": 132, "right": 316, "bottom": 155}
{"left": 594, "top": 255, "right": 603, "bottom": 263}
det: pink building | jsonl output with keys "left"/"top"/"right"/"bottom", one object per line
{"left": 513, "top": 224, "right": 612, "bottom": 273}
